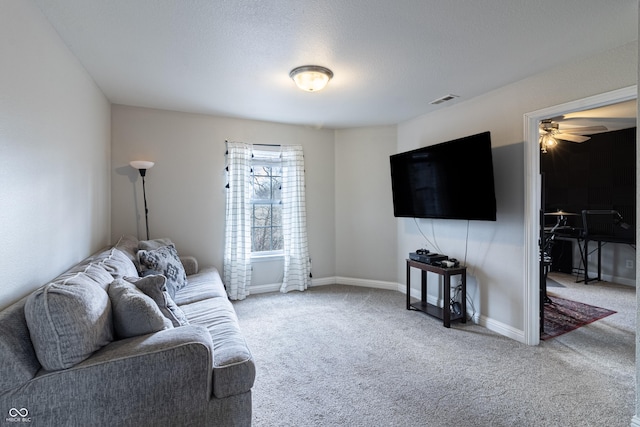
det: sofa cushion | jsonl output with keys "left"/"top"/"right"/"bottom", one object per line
{"left": 53, "top": 263, "right": 115, "bottom": 291}
{"left": 180, "top": 255, "right": 199, "bottom": 276}
{"left": 108, "top": 279, "right": 173, "bottom": 338}
{"left": 173, "top": 267, "right": 228, "bottom": 305}
{"left": 114, "top": 235, "right": 141, "bottom": 271}
{"left": 126, "top": 275, "right": 189, "bottom": 327}
{"left": 0, "top": 296, "right": 41, "bottom": 392}
{"left": 179, "top": 297, "right": 254, "bottom": 398}
{"left": 100, "top": 248, "right": 140, "bottom": 278}
{"left": 82, "top": 264, "right": 115, "bottom": 288}
{"left": 24, "top": 275, "right": 114, "bottom": 371}
{"left": 137, "top": 244, "right": 188, "bottom": 298}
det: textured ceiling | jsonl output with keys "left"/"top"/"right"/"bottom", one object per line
{"left": 33, "top": 0, "right": 638, "bottom": 129}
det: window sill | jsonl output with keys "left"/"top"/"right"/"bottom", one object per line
{"left": 251, "top": 252, "right": 284, "bottom": 263}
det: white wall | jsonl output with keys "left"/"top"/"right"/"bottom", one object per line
{"left": 110, "top": 105, "right": 336, "bottom": 287}
{"left": 334, "top": 126, "right": 398, "bottom": 285}
{"left": 397, "top": 41, "right": 638, "bottom": 340}
{"left": 0, "top": 1, "right": 111, "bottom": 309}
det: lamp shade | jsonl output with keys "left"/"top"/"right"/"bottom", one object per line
{"left": 289, "top": 65, "right": 333, "bottom": 92}
{"left": 129, "top": 160, "right": 155, "bottom": 170}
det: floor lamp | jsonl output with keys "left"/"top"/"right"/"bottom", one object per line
{"left": 130, "top": 160, "right": 154, "bottom": 240}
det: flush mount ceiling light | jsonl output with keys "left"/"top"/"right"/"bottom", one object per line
{"left": 289, "top": 65, "right": 333, "bottom": 92}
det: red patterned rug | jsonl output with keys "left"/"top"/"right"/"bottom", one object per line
{"left": 541, "top": 295, "right": 617, "bottom": 340}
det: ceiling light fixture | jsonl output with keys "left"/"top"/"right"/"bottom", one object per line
{"left": 539, "top": 133, "right": 557, "bottom": 153}
{"left": 289, "top": 65, "right": 333, "bottom": 92}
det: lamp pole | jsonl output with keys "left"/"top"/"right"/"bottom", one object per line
{"left": 129, "top": 160, "right": 155, "bottom": 240}
{"left": 139, "top": 168, "right": 150, "bottom": 240}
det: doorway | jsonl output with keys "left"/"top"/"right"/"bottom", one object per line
{"left": 523, "top": 86, "right": 637, "bottom": 345}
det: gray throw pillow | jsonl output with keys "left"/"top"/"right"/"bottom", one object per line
{"left": 137, "top": 244, "right": 188, "bottom": 298}
{"left": 24, "top": 278, "right": 113, "bottom": 371}
{"left": 126, "top": 275, "right": 189, "bottom": 327}
{"left": 138, "top": 237, "right": 175, "bottom": 251}
{"left": 108, "top": 279, "right": 173, "bottom": 339}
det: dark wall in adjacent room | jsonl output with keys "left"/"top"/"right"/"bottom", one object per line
{"left": 541, "top": 127, "right": 636, "bottom": 239}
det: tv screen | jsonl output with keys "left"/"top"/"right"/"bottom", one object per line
{"left": 390, "top": 131, "right": 497, "bottom": 221}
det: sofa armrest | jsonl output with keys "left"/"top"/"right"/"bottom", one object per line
{"left": 79, "top": 324, "right": 212, "bottom": 370}
{"left": 180, "top": 256, "right": 199, "bottom": 275}
{"left": 4, "top": 326, "right": 215, "bottom": 426}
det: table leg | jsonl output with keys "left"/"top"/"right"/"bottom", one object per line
{"left": 597, "top": 241, "right": 602, "bottom": 281}
{"left": 443, "top": 272, "right": 451, "bottom": 328}
{"left": 406, "top": 260, "right": 411, "bottom": 310}
{"left": 461, "top": 271, "right": 467, "bottom": 323}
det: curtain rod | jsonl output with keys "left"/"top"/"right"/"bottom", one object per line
{"left": 225, "top": 140, "right": 281, "bottom": 147}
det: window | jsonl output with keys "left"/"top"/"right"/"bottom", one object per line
{"left": 251, "top": 151, "right": 283, "bottom": 254}
{"left": 224, "top": 142, "right": 311, "bottom": 299}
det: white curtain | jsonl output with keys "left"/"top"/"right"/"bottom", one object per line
{"left": 223, "top": 142, "right": 253, "bottom": 300}
{"left": 280, "top": 145, "right": 311, "bottom": 293}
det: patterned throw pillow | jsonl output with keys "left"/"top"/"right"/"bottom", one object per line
{"left": 137, "top": 244, "right": 188, "bottom": 298}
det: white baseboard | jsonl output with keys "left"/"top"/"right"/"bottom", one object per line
{"left": 249, "top": 276, "right": 338, "bottom": 295}
{"left": 570, "top": 270, "right": 636, "bottom": 287}
{"left": 248, "top": 283, "right": 281, "bottom": 295}
{"left": 249, "top": 277, "right": 524, "bottom": 343}
{"left": 311, "top": 277, "right": 337, "bottom": 287}
{"left": 601, "top": 273, "right": 635, "bottom": 287}
{"left": 334, "top": 276, "right": 399, "bottom": 291}
{"left": 630, "top": 415, "right": 640, "bottom": 427}
{"left": 477, "top": 314, "right": 526, "bottom": 343}
{"left": 249, "top": 277, "right": 399, "bottom": 295}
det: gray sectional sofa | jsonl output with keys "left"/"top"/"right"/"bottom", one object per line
{"left": 0, "top": 235, "right": 255, "bottom": 426}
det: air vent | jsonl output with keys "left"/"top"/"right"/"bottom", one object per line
{"left": 430, "top": 94, "right": 459, "bottom": 105}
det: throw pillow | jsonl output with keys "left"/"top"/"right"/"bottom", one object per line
{"left": 138, "top": 237, "right": 175, "bottom": 251}
{"left": 24, "top": 278, "right": 114, "bottom": 371}
{"left": 107, "top": 279, "right": 173, "bottom": 339}
{"left": 126, "top": 275, "right": 189, "bottom": 327}
{"left": 137, "top": 244, "right": 187, "bottom": 298}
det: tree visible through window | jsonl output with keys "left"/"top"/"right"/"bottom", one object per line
{"left": 251, "top": 154, "right": 283, "bottom": 253}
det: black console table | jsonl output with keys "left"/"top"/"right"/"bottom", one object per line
{"left": 406, "top": 259, "right": 467, "bottom": 328}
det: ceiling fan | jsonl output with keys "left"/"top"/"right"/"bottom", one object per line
{"left": 539, "top": 119, "right": 608, "bottom": 143}
{"left": 539, "top": 119, "right": 608, "bottom": 153}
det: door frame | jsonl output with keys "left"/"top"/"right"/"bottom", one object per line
{"left": 523, "top": 85, "right": 637, "bottom": 345}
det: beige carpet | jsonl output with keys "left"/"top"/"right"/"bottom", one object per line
{"left": 233, "top": 282, "right": 635, "bottom": 426}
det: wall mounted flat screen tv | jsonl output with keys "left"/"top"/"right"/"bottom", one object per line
{"left": 390, "top": 131, "right": 497, "bottom": 221}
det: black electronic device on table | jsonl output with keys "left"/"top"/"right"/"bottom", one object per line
{"left": 409, "top": 249, "right": 449, "bottom": 265}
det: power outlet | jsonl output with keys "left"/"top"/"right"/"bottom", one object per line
{"left": 626, "top": 260, "right": 634, "bottom": 269}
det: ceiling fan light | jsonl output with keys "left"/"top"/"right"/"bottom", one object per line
{"left": 539, "top": 134, "right": 557, "bottom": 153}
{"left": 289, "top": 65, "right": 333, "bottom": 92}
